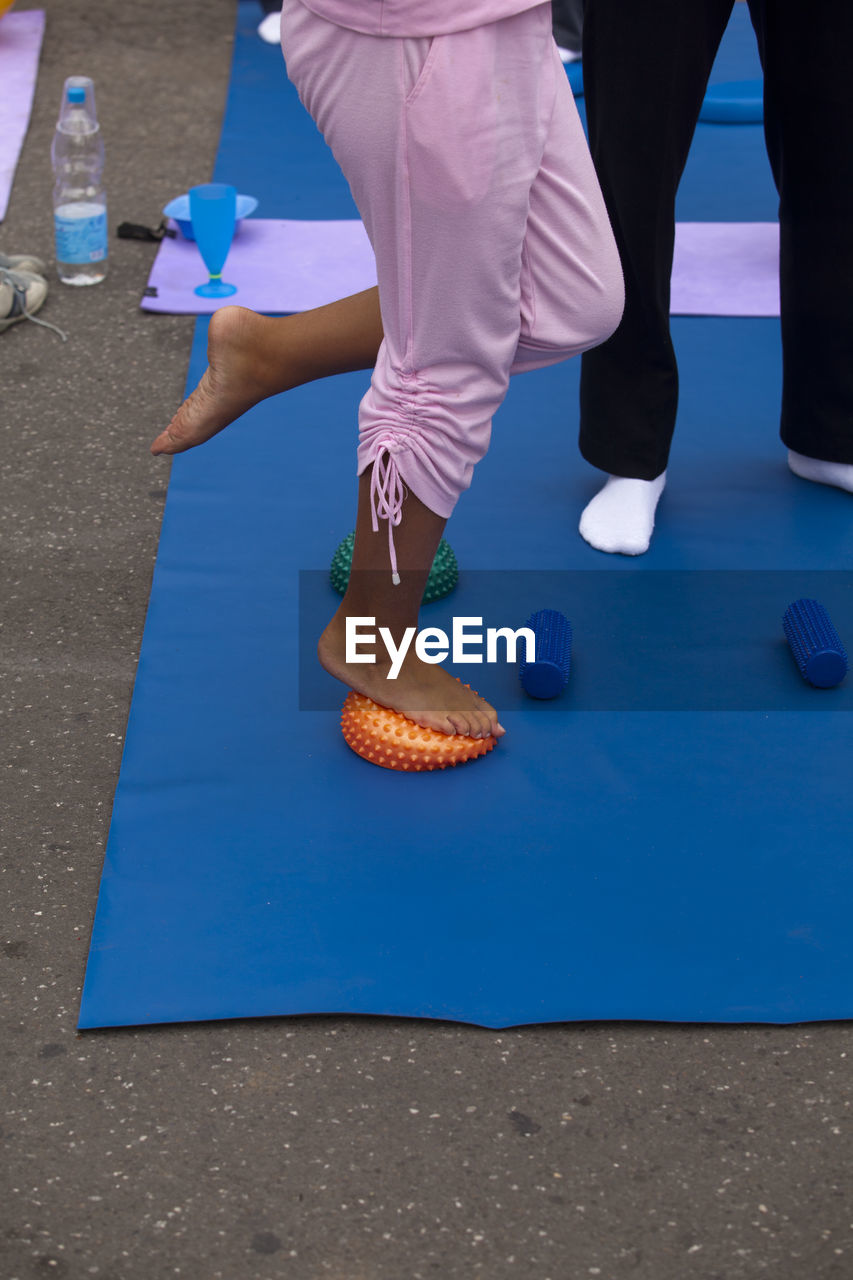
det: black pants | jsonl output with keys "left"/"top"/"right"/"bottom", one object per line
{"left": 579, "top": 0, "right": 853, "bottom": 479}
{"left": 552, "top": 0, "right": 584, "bottom": 52}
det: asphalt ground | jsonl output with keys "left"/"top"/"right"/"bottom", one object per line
{"left": 1, "top": 2, "right": 851, "bottom": 1277}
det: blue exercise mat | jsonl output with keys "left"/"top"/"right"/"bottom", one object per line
{"left": 79, "top": 4, "right": 853, "bottom": 1029}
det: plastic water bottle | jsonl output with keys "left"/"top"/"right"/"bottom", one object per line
{"left": 51, "top": 76, "right": 107, "bottom": 285}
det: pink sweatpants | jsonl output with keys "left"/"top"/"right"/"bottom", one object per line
{"left": 281, "top": 1, "right": 624, "bottom": 572}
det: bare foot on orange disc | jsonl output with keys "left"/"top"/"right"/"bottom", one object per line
{"left": 150, "top": 306, "right": 286, "bottom": 456}
{"left": 318, "top": 612, "right": 505, "bottom": 740}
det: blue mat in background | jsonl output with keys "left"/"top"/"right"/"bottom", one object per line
{"left": 79, "top": 4, "right": 852, "bottom": 1029}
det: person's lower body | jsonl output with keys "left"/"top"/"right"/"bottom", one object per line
{"left": 578, "top": 0, "right": 853, "bottom": 557}
{"left": 275, "top": 0, "right": 621, "bottom": 730}
{"left": 154, "top": 3, "right": 621, "bottom": 731}
{"left": 759, "top": 1, "right": 853, "bottom": 493}
{"left": 578, "top": 0, "right": 735, "bottom": 553}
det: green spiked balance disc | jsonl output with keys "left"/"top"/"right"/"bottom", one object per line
{"left": 330, "top": 532, "right": 459, "bottom": 603}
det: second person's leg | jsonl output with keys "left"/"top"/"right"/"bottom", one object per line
{"left": 578, "top": 0, "right": 733, "bottom": 553}
{"left": 752, "top": 0, "right": 853, "bottom": 493}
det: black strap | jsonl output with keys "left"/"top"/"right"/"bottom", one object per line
{"left": 116, "top": 220, "right": 176, "bottom": 243}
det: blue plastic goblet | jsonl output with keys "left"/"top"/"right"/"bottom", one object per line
{"left": 189, "top": 183, "right": 238, "bottom": 298}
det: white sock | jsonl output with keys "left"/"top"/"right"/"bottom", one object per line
{"left": 579, "top": 472, "right": 667, "bottom": 556}
{"left": 257, "top": 10, "right": 281, "bottom": 43}
{"left": 787, "top": 449, "right": 853, "bottom": 495}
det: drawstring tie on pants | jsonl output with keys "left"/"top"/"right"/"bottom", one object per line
{"left": 369, "top": 446, "right": 406, "bottom": 585}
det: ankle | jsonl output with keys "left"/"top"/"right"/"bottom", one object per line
{"left": 250, "top": 314, "right": 299, "bottom": 397}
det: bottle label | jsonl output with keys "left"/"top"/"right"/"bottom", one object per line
{"left": 54, "top": 203, "right": 108, "bottom": 264}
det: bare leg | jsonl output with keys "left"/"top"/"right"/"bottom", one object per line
{"left": 152, "top": 295, "right": 502, "bottom": 736}
{"left": 318, "top": 469, "right": 505, "bottom": 739}
{"left": 150, "top": 288, "right": 383, "bottom": 455}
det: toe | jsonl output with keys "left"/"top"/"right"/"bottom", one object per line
{"left": 469, "top": 708, "right": 492, "bottom": 740}
{"left": 445, "top": 713, "right": 469, "bottom": 737}
{"left": 150, "top": 425, "right": 180, "bottom": 456}
{"left": 473, "top": 696, "right": 501, "bottom": 738}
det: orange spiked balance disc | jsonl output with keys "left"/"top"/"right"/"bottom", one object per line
{"left": 340, "top": 686, "right": 497, "bottom": 772}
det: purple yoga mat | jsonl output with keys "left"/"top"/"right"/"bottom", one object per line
{"left": 140, "top": 217, "right": 780, "bottom": 319}
{"left": 671, "top": 221, "right": 779, "bottom": 317}
{"left": 140, "top": 217, "right": 377, "bottom": 315}
{"left": 0, "top": 9, "right": 46, "bottom": 222}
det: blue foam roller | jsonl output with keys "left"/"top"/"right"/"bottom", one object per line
{"left": 519, "top": 609, "right": 572, "bottom": 700}
{"left": 783, "top": 599, "right": 849, "bottom": 689}
{"left": 699, "top": 79, "right": 763, "bottom": 124}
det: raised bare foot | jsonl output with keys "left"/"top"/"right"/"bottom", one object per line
{"left": 318, "top": 612, "right": 506, "bottom": 739}
{"left": 150, "top": 306, "right": 286, "bottom": 456}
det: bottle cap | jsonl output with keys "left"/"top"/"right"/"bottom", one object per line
{"left": 58, "top": 77, "right": 98, "bottom": 129}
